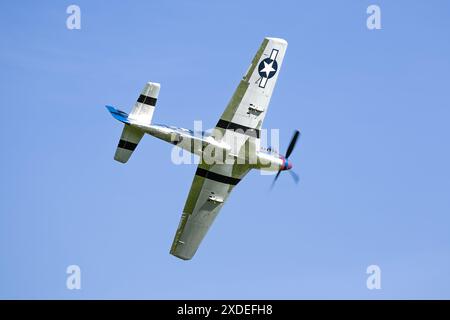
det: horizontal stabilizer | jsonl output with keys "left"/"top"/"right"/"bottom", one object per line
{"left": 128, "top": 82, "right": 160, "bottom": 126}
{"left": 114, "top": 124, "right": 144, "bottom": 163}
{"left": 107, "top": 82, "right": 160, "bottom": 164}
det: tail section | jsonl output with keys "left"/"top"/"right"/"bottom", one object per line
{"left": 114, "top": 125, "right": 144, "bottom": 163}
{"left": 107, "top": 82, "right": 160, "bottom": 163}
{"left": 129, "top": 82, "right": 160, "bottom": 126}
{"left": 106, "top": 105, "right": 130, "bottom": 124}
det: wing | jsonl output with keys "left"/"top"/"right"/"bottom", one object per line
{"left": 170, "top": 38, "right": 288, "bottom": 260}
{"left": 170, "top": 162, "right": 250, "bottom": 260}
{"left": 214, "top": 37, "right": 288, "bottom": 154}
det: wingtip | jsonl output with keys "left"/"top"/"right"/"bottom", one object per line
{"left": 146, "top": 82, "right": 161, "bottom": 88}
{"left": 265, "top": 37, "right": 288, "bottom": 46}
{"left": 170, "top": 251, "right": 192, "bottom": 261}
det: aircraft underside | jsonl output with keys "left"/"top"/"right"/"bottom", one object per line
{"left": 107, "top": 37, "right": 298, "bottom": 260}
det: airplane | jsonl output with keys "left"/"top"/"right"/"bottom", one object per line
{"left": 106, "top": 37, "right": 300, "bottom": 260}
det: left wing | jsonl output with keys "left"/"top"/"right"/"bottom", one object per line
{"left": 170, "top": 162, "right": 250, "bottom": 260}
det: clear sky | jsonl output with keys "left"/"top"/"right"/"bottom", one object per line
{"left": 1, "top": 0, "right": 450, "bottom": 299}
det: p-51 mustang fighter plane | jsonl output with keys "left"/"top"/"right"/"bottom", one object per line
{"left": 107, "top": 37, "right": 299, "bottom": 260}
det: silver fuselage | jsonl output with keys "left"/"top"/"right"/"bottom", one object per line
{"left": 134, "top": 123, "right": 285, "bottom": 171}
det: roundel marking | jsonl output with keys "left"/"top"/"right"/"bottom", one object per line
{"left": 258, "top": 58, "right": 278, "bottom": 79}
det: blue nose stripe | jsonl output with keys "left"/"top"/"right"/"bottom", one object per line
{"left": 285, "top": 159, "right": 289, "bottom": 170}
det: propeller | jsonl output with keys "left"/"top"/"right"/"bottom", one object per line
{"left": 271, "top": 130, "right": 300, "bottom": 188}
{"left": 288, "top": 170, "right": 300, "bottom": 184}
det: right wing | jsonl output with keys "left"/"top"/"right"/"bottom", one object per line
{"left": 214, "top": 37, "right": 288, "bottom": 155}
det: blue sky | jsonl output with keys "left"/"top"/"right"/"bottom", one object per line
{"left": 1, "top": 0, "right": 450, "bottom": 299}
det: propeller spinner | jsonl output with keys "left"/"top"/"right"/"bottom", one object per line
{"left": 271, "top": 130, "right": 300, "bottom": 188}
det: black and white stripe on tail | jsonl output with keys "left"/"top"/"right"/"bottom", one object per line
{"left": 128, "top": 82, "right": 160, "bottom": 126}
{"left": 114, "top": 82, "right": 160, "bottom": 163}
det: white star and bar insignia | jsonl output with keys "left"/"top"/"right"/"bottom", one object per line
{"left": 257, "top": 49, "right": 279, "bottom": 88}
